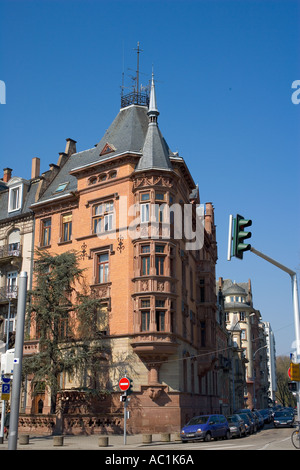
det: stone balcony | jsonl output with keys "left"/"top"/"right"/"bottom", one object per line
{"left": 0, "top": 244, "right": 22, "bottom": 264}
{"left": 23, "top": 339, "right": 40, "bottom": 356}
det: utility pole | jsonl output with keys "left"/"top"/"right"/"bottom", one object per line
{"left": 134, "top": 41, "right": 143, "bottom": 98}
{"left": 249, "top": 247, "right": 300, "bottom": 421}
{"left": 8, "top": 272, "right": 27, "bottom": 451}
{"left": 253, "top": 344, "right": 268, "bottom": 409}
{"left": 228, "top": 215, "right": 300, "bottom": 420}
{"left": 0, "top": 298, "right": 12, "bottom": 443}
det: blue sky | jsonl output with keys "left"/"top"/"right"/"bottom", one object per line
{"left": 0, "top": 0, "right": 299, "bottom": 356}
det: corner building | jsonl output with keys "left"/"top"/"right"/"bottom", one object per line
{"left": 28, "top": 78, "right": 219, "bottom": 433}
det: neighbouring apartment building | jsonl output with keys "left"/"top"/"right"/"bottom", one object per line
{"left": 18, "top": 75, "right": 226, "bottom": 434}
{"left": 0, "top": 163, "right": 41, "bottom": 355}
{"left": 262, "top": 321, "right": 277, "bottom": 405}
{"left": 219, "top": 278, "right": 270, "bottom": 410}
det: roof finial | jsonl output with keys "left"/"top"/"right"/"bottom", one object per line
{"left": 148, "top": 68, "right": 159, "bottom": 121}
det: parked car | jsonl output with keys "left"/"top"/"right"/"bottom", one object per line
{"left": 273, "top": 410, "right": 294, "bottom": 428}
{"left": 181, "top": 414, "right": 231, "bottom": 442}
{"left": 237, "top": 413, "right": 254, "bottom": 435}
{"left": 227, "top": 414, "right": 246, "bottom": 438}
{"left": 253, "top": 410, "right": 264, "bottom": 429}
{"left": 235, "top": 409, "right": 257, "bottom": 433}
{"left": 259, "top": 409, "right": 273, "bottom": 424}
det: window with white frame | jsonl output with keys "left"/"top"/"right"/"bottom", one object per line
{"left": 7, "top": 271, "right": 18, "bottom": 298}
{"left": 8, "top": 186, "right": 22, "bottom": 212}
{"left": 92, "top": 201, "right": 114, "bottom": 234}
{"left": 141, "top": 202, "right": 150, "bottom": 223}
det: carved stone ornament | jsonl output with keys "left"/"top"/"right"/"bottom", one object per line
{"left": 148, "top": 386, "right": 163, "bottom": 401}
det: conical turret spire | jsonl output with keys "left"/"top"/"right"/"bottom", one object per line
{"left": 135, "top": 70, "right": 172, "bottom": 172}
{"left": 148, "top": 72, "right": 159, "bottom": 121}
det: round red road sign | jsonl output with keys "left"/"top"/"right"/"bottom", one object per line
{"left": 119, "top": 377, "right": 130, "bottom": 391}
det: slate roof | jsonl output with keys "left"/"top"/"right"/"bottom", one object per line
{"left": 31, "top": 76, "right": 198, "bottom": 208}
{"left": 135, "top": 121, "right": 173, "bottom": 172}
{"left": 33, "top": 100, "right": 181, "bottom": 207}
{"left": 0, "top": 179, "right": 40, "bottom": 223}
{"left": 223, "top": 283, "right": 247, "bottom": 296}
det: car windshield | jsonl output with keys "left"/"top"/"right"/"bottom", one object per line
{"left": 186, "top": 416, "right": 209, "bottom": 426}
{"left": 275, "top": 411, "right": 292, "bottom": 417}
{"left": 227, "top": 417, "right": 236, "bottom": 423}
{"left": 239, "top": 414, "right": 249, "bottom": 422}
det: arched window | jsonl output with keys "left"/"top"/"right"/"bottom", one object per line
{"left": 8, "top": 229, "right": 21, "bottom": 254}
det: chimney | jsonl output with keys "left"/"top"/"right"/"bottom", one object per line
{"left": 65, "top": 138, "right": 77, "bottom": 156}
{"left": 31, "top": 157, "right": 40, "bottom": 179}
{"left": 3, "top": 168, "right": 12, "bottom": 183}
{"left": 205, "top": 202, "right": 213, "bottom": 234}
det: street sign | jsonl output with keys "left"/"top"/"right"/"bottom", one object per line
{"left": 119, "top": 377, "right": 130, "bottom": 392}
{"left": 1, "top": 382, "right": 10, "bottom": 400}
{"left": 290, "top": 362, "right": 300, "bottom": 381}
{"left": 1, "top": 375, "right": 10, "bottom": 384}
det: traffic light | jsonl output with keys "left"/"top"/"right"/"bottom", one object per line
{"left": 288, "top": 382, "right": 298, "bottom": 392}
{"left": 233, "top": 214, "right": 252, "bottom": 259}
{"left": 126, "top": 378, "right": 133, "bottom": 396}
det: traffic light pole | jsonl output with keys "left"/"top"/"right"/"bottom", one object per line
{"left": 249, "top": 247, "right": 300, "bottom": 422}
{"left": 124, "top": 397, "right": 128, "bottom": 445}
{"left": 8, "top": 272, "right": 27, "bottom": 451}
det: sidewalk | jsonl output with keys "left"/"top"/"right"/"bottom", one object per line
{"left": 0, "top": 432, "right": 182, "bottom": 450}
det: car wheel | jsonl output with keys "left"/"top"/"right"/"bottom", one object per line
{"left": 225, "top": 430, "right": 231, "bottom": 440}
{"left": 204, "top": 432, "right": 211, "bottom": 442}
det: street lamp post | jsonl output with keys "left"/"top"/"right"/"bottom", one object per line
{"left": 252, "top": 344, "right": 268, "bottom": 409}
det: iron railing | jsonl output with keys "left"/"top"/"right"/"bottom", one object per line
{"left": 121, "top": 91, "right": 149, "bottom": 109}
{"left": 0, "top": 286, "right": 18, "bottom": 301}
{"left": 0, "top": 244, "right": 22, "bottom": 260}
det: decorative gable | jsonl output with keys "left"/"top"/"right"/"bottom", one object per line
{"left": 100, "top": 142, "right": 116, "bottom": 156}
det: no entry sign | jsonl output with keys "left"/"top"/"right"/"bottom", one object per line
{"left": 119, "top": 377, "right": 130, "bottom": 392}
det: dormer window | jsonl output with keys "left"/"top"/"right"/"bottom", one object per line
{"left": 9, "top": 187, "right": 21, "bottom": 211}
{"left": 7, "top": 177, "right": 28, "bottom": 213}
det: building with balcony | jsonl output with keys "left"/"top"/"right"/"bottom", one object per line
{"left": 262, "top": 321, "right": 277, "bottom": 405}
{"left": 0, "top": 164, "right": 41, "bottom": 353}
{"left": 22, "top": 75, "right": 221, "bottom": 433}
{"left": 219, "top": 278, "right": 270, "bottom": 410}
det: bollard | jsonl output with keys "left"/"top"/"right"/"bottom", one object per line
{"left": 98, "top": 436, "right": 109, "bottom": 447}
{"left": 142, "top": 434, "right": 152, "bottom": 444}
{"left": 19, "top": 434, "right": 29, "bottom": 445}
{"left": 53, "top": 435, "right": 64, "bottom": 446}
{"left": 160, "top": 432, "right": 170, "bottom": 442}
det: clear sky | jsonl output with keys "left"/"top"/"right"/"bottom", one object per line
{"left": 0, "top": 0, "right": 299, "bottom": 356}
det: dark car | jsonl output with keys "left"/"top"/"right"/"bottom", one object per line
{"left": 181, "top": 414, "right": 231, "bottom": 442}
{"left": 273, "top": 410, "right": 294, "bottom": 428}
{"left": 227, "top": 414, "right": 246, "bottom": 438}
{"left": 259, "top": 409, "right": 273, "bottom": 424}
{"left": 253, "top": 410, "right": 264, "bottom": 429}
{"left": 237, "top": 413, "right": 254, "bottom": 435}
{"left": 235, "top": 409, "right": 257, "bottom": 433}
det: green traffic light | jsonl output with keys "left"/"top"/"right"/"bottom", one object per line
{"left": 233, "top": 214, "right": 252, "bottom": 259}
{"left": 126, "top": 378, "right": 133, "bottom": 396}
